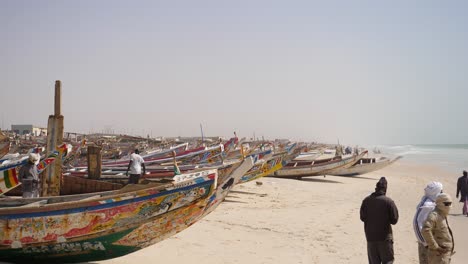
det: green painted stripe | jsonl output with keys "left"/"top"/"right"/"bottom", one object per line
{"left": 4, "top": 169, "right": 12, "bottom": 188}
{"left": 0, "top": 227, "right": 139, "bottom": 264}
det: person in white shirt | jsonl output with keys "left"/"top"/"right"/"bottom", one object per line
{"left": 413, "top": 181, "right": 443, "bottom": 264}
{"left": 125, "top": 149, "right": 146, "bottom": 184}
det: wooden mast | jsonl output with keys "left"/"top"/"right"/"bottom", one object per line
{"left": 42, "top": 80, "right": 64, "bottom": 196}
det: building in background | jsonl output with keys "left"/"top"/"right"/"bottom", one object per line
{"left": 11, "top": 124, "right": 47, "bottom": 136}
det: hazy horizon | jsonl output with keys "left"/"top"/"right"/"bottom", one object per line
{"left": 2, "top": 0, "right": 467, "bottom": 145}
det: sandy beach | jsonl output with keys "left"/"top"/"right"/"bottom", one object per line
{"left": 96, "top": 160, "right": 467, "bottom": 264}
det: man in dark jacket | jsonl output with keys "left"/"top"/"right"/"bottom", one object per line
{"left": 456, "top": 170, "right": 468, "bottom": 216}
{"left": 360, "top": 177, "right": 399, "bottom": 264}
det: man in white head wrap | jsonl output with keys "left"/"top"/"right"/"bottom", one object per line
{"left": 413, "top": 181, "right": 443, "bottom": 264}
{"left": 18, "top": 153, "right": 41, "bottom": 198}
{"left": 421, "top": 193, "right": 454, "bottom": 264}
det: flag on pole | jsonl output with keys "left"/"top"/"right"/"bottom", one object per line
{"left": 0, "top": 168, "right": 20, "bottom": 194}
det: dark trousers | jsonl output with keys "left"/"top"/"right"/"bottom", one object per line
{"left": 367, "top": 240, "right": 394, "bottom": 264}
{"left": 128, "top": 174, "right": 141, "bottom": 184}
{"left": 463, "top": 198, "right": 468, "bottom": 215}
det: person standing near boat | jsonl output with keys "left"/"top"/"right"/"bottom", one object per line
{"left": 18, "top": 153, "right": 41, "bottom": 198}
{"left": 421, "top": 193, "right": 455, "bottom": 264}
{"left": 456, "top": 170, "right": 468, "bottom": 216}
{"left": 125, "top": 149, "right": 145, "bottom": 184}
{"left": 413, "top": 181, "right": 443, "bottom": 264}
{"left": 360, "top": 177, "right": 399, "bottom": 264}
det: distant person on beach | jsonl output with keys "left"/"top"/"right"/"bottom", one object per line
{"left": 456, "top": 170, "right": 468, "bottom": 216}
{"left": 421, "top": 193, "right": 455, "bottom": 264}
{"left": 125, "top": 149, "right": 145, "bottom": 184}
{"left": 18, "top": 153, "right": 40, "bottom": 198}
{"left": 360, "top": 177, "right": 399, "bottom": 264}
{"left": 345, "top": 146, "right": 352, "bottom": 155}
{"left": 413, "top": 181, "right": 444, "bottom": 264}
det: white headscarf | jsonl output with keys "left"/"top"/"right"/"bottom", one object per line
{"left": 28, "top": 153, "right": 40, "bottom": 165}
{"left": 424, "top": 181, "right": 443, "bottom": 201}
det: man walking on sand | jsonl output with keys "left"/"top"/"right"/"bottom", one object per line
{"left": 456, "top": 170, "right": 468, "bottom": 216}
{"left": 360, "top": 177, "right": 399, "bottom": 264}
{"left": 413, "top": 181, "right": 443, "bottom": 264}
{"left": 421, "top": 193, "right": 455, "bottom": 264}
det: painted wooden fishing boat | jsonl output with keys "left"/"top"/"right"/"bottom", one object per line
{"left": 270, "top": 151, "right": 368, "bottom": 178}
{"left": 238, "top": 154, "right": 284, "bottom": 184}
{"left": 236, "top": 142, "right": 303, "bottom": 184}
{"left": 327, "top": 156, "right": 402, "bottom": 176}
{"left": 74, "top": 144, "right": 221, "bottom": 169}
{"left": 96, "top": 136, "right": 237, "bottom": 168}
{"left": 0, "top": 169, "right": 218, "bottom": 263}
{"left": 111, "top": 156, "right": 254, "bottom": 252}
{"left": 65, "top": 154, "right": 243, "bottom": 183}
{"left": 100, "top": 142, "right": 189, "bottom": 167}
{"left": 293, "top": 151, "right": 322, "bottom": 161}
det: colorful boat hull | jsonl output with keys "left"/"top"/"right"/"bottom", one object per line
{"left": 0, "top": 170, "right": 217, "bottom": 263}
{"left": 238, "top": 155, "right": 284, "bottom": 184}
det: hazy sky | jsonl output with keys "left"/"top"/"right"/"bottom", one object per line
{"left": 1, "top": 0, "right": 467, "bottom": 145}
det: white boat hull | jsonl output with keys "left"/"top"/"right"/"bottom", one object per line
{"left": 327, "top": 156, "right": 402, "bottom": 176}
{"left": 270, "top": 151, "right": 367, "bottom": 178}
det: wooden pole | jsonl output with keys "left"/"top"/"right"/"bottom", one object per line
{"left": 55, "top": 80, "right": 61, "bottom": 116}
{"left": 42, "top": 80, "right": 64, "bottom": 196}
{"left": 87, "top": 145, "right": 102, "bottom": 180}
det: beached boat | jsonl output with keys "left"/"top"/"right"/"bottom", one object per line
{"left": 0, "top": 169, "right": 218, "bottom": 263}
{"left": 293, "top": 151, "right": 322, "bottom": 161}
{"left": 100, "top": 142, "right": 189, "bottom": 167}
{"left": 64, "top": 152, "right": 246, "bottom": 184}
{"left": 326, "top": 156, "right": 402, "bottom": 176}
{"left": 73, "top": 144, "right": 222, "bottom": 169}
{"left": 269, "top": 151, "right": 368, "bottom": 179}
{"left": 238, "top": 154, "right": 284, "bottom": 184}
{"left": 112, "top": 156, "right": 254, "bottom": 250}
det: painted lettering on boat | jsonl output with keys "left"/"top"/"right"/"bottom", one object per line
{"left": 22, "top": 241, "right": 105, "bottom": 254}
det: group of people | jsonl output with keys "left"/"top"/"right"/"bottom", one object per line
{"left": 360, "top": 171, "right": 468, "bottom": 264}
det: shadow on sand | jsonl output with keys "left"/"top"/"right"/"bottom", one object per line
{"left": 329, "top": 175, "right": 377, "bottom": 181}
{"left": 223, "top": 199, "right": 248, "bottom": 204}
{"left": 300, "top": 177, "right": 343, "bottom": 184}
{"left": 230, "top": 190, "right": 267, "bottom": 196}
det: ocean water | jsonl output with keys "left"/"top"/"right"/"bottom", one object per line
{"left": 370, "top": 144, "right": 468, "bottom": 174}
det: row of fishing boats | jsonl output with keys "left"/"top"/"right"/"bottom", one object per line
{"left": 0, "top": 131, "right": 400, "bottom": 263}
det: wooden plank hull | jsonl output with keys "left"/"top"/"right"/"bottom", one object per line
{"left": 0, "top": 170, "right": 218, "bottom": 263}
{"left": 78, "top": 145, "right": 221, "bottom": 168}
{"left": 238, "top": 155, "right": 284, "bottom": 184}
{"left": 114, "top": 156, "right": 255, "bottom": 251}
{"left": 270, "top": 151, "right": 368, "bottom": 178}
{"left": 100, "top": 143, "right": 188, "bottom": 166}
{"left": 327, "top": 156, "right": 402, "bottom": 176}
